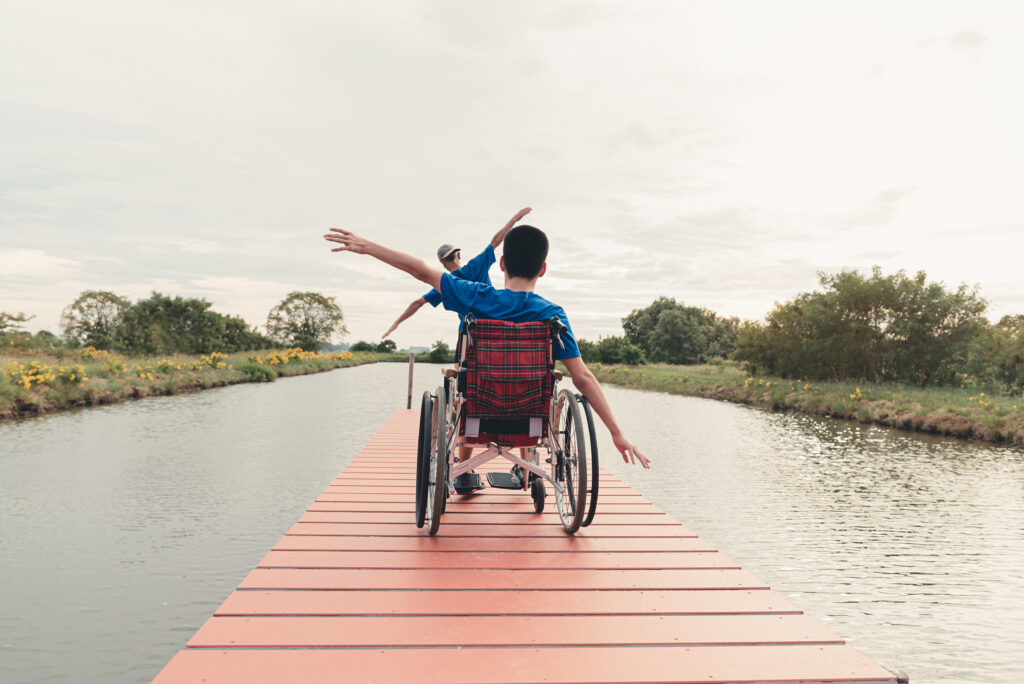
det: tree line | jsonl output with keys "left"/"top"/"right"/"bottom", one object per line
{"left": 578, "top": 298, "right": 739, "bottom": 366}
{"left": 581, "top": 267, "right": 1023, "bottom": 394}
{"left": 3, "top": 290, "right": 348, "bottom": 355}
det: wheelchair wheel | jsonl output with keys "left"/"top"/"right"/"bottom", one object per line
{"left": 531, "top": 476, "right": 545, "bottom": 514}
{"left": 426, "top": 384, "right": 449, "bottom": 536}
{"left": 415, "top": 390, "right": 433, "bottom": 528}
{"left": 578, "top": 394, "right": 599, "bottom": 527}
{"left": 551, "top": 388, "right": 587, "bottom": 533}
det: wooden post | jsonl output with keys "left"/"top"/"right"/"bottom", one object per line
{"left": 406, "top": 353, "right": 415, "bottom": 409}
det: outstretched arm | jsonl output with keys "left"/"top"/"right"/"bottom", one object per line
{"left": 383, "top": 297, "right": 427, "bottom": 339}
{"left": 561, "top": 356, "right": 650, "bottom": 468}
{"left": 490, "top": 207, "right": 532, "bottom": 248}
{"left": 324, "top": 228, "right": 443, "bottom": 292}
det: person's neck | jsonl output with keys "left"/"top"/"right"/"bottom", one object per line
{"left": 504, "top": 275, "right": 537, "bottom": 292}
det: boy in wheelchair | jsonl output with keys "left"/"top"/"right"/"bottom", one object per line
{"left": 324, "top": 222, "right": 649, "bottom": 533}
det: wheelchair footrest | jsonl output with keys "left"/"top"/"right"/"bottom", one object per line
{"left": 452, "top": 472, "right": 484, "bottom": 494}
{"left": 486, "top": 471, "right": 524, "bottom": 490}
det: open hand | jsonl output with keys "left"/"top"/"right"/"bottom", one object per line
{"left": 511, "top": 207, "right": 532, "bottom": 223}
{"left": 324, "top": 228, "right": 371, "bottom": 254}
{"left": 613, "top": 433, "right": 651, "bottom": 469}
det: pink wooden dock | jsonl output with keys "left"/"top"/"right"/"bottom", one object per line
{"left": 153, "top": 409, "right": 897, "bottom": 683}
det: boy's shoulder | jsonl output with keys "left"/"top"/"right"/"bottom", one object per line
{"left": 441, "top": 272, "right": 567, "bottom": 318}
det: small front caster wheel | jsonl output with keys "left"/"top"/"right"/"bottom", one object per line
{"left": 531, "top": 477, "right": 546, "bottom": 513}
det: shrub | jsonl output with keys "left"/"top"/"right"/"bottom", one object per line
{"left": 239, "top": 362, "right": 276, "bottom": 382}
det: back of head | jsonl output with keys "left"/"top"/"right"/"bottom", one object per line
{"left": 503, "top": 225, "right": 548, "bottom": 279}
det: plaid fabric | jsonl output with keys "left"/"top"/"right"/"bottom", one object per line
{"left": 463, "top": 319, "right": 554, "bottom": 423}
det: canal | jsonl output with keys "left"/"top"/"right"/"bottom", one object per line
{"left": 1, "top": 362, "right": 1022, "bottom": 683}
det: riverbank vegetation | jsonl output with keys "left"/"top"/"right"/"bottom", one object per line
{"left": 6, "top": 266, "right": 1024, "bottom": 444}
{"left": 0, "top": 346, "right": 403, "bottom": 420}
{"left": 584, "top": 360, "right": 1024, "bottom": 446}
{"left": 574, "top": 267, "right": 1024, "bottom": 446}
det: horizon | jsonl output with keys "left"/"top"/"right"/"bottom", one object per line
{"left": 3, "top": 2, "right": 1023, "bottom": 346}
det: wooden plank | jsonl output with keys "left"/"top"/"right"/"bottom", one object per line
{"left": 187, "top": 613, "right": 843, "bottom": 648}
{"left": 214, "top": 588, "right": 801, "bottom": 617}
{"left": 306, "top": 501, "right": 658, "bottom": 513}
{"left": 238, "top": 568, "right": 768, "bottom": 591}
{"left": 272, "top": 535, "right": 714, "bottom": 552}
{"left": 286, "top": 522, "right": 698, "bottom": 537}
{"left": 314, "top": 492, "right": 651, "bottom": 503}
{"left": 323, "top": 485, "right": 643, "bottom": 496}
{"left": 298, "top": 511, "right": 675, "bottom": 525}
{"left": 257, "top": 550, "right": 736, "bottom": 569}
{"left": 154, "top": 646, "right": 897, "bottom": 684}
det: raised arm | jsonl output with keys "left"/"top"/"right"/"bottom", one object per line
{"left": 324, "top": 228, "right": 443, "bottom": 292}
{"left": 561, "top": 356, "right": 650, "bottom": 468}
{"left": 490, "top": 207, "right": 532, "bottom": 248}
{"left": 383, "top": 297, "right": 427, "bottom": 339}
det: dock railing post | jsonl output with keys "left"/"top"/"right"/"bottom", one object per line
{"left": 406, "top": 352, "right": 414, "bottom": 409}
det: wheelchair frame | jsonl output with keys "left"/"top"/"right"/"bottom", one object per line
{"left": 415, "top": 317, "right": 599, "bottom": 536}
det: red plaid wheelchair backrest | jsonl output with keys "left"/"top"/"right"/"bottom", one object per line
{"left": 462, "top": 319, "right": 554, "bottom": 421}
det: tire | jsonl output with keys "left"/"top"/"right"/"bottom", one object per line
{"left": 415, "top": 390, "right": 433, "bottom": 528}
{"left": 531, "top": 476, "right": 546, "bottom": 514}
{"left": 427, "top": 384, "right": 449, "bottom": 536}
{"left": 551, "top": 388, "right": 587, "bottom": 534}
{"left": 578, "top": 394, "right": 599, "bottom": 527}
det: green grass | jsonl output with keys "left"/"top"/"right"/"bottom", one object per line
{"left": 0, "top": 348, "right": 405, "bottom": 420}
{"left": 582, "top": 360, "right": 1024, "bottom": 447}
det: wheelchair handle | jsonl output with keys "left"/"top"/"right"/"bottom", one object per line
{"left": 549, "top": 317, "right": 567, "bottom": 352}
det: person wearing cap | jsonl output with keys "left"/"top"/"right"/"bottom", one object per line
{"left": 381, "top": 207, "right": 532, "bottom": 339}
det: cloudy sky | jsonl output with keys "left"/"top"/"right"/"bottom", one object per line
{"left": 2, "top": 1, "right": 1023, "bottom": 348}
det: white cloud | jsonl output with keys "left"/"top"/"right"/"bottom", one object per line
{"left": 0, "top": 249, "right": 81, "bottom": 279}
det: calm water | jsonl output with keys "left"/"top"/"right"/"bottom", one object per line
{"left": 1, "top": 363, "right": 1022, "bottom": 683}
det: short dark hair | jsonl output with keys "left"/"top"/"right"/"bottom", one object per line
{"left": 503, "top": 225, "right": 548, "bottom": 279}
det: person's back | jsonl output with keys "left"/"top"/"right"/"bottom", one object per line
{"left": 324, "top": 221, "right": 649, "bottom": 468}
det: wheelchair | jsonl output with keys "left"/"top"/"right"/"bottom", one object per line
{"left": 416, "top": 314, "right": 600, "bottom": 536}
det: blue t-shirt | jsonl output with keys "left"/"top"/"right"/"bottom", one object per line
{"left": 422, "top": 244, "right": 495, "bottom": 307}
{"left": 439, "top": 272, "right": 581, "bottom": 360}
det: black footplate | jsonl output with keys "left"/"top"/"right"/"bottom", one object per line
{"left": 486, "top": 471, "right": 524, "bottom": 490}
{"left": 452, "top": 472, "right": 484, "bottom": 494}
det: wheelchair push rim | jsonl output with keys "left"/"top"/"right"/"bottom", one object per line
{"left": 578, "top": 394, "right": 599, "bottom": 527}
{"left": 426, "top": 384, "right": 449, "bottom": 536}
{"left": 415, "top": 390, "right": 433, "bottom": 528}
{"left": 551, "top": 388, "right": 587, "bottom": 534}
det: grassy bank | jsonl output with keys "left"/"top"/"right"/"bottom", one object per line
{"left": 0, "top": 347, "right": 405, "bottom": 421}
{"left": 585, "top": 360, "right": 1024, "bottom": 447}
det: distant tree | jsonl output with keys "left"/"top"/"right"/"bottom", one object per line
{"left": 117, "top": 292, "right": 227, "bottom": 355}
{"left": 222, "top": 315, "right": 278, "bottom": 352}
{"left": 60, "top": 291, "right": 130, "bottom": 349}
{"left": 732, "top": 267, "right": 988, "bottom": 385}
{"left": 427, "top": 339, "right": 452, "bottom": 363}
{"left": 595, "top": 336, "right": 646, "bottom": 364}
{"left": 622, "top": 297, "right": 680, "bottom": 352}
{"left": 0, "top": 311, "right": 34, "bottom": 334}
{"left": 648, "top": 308, "right": 706, "bottom": 364}
{"left": 375, "top": 339, "right": 397, "bottom": 353}
{"left": 966, "top": 314, "right": 1024, "bottom": 394}
{"left": 349, "top": 340, "right": 376, "bottom": 352}
{"left": 266, "top": 291, "right": 347, "bottom": 351}
{"left": 623, "top": 297, "right": 733, "bottom": 364}
{"left": 576, "top": 338, "right": 598, "bottom": 362}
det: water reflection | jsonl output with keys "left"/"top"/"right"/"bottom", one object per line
{"left": 1, "top": 367, "right": 1022, "bottom": 683}
{"left": 0, "top": 363, "right": 446, "bottom": 683}
{"left": 596, "top": 386, "right": 1024, "bottom": 684}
